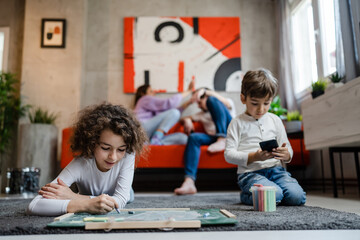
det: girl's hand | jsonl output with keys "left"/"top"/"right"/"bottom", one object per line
{"left": 67, "top": 194, "right": 119, "bottom": 214}
{"left": 39, "top": 178, "right": 77, "bottom": 200}
{"left": 187, "top": 79, "right": 195, "bottom": 91}
{"left": 85, "top": 194, "right": 119, "bottom": 214}
{"left": 272, "top": 143, "right": 291, "bottom": 161}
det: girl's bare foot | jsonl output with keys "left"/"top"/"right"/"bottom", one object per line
{"left": 174, "top": 177, "right": 197, "bottom": 195}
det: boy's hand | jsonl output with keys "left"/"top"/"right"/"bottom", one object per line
{"left": 255, "top": 149, "right": 273, "bottom": 161}
{"left": 272, "top": 143, "right": 291, "bottom": 161}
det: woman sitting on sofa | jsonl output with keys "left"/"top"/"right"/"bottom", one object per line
{"left": 134, "top": 80, "right": 194, "bottom": 145}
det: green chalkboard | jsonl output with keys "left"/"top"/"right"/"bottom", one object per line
{"left": 48, "top": 208, "right": 238, "bottom": 228}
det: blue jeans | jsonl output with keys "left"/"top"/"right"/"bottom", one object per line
{"left": 142, "top": 109, "right": 187, "bottom": 145}
{"left": 237, "top": 166, "right": 306, "bottom": 206}
{"left": 184, "top": 96, "right": 232, "bottom": 180}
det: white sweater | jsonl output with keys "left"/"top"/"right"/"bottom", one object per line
{"left": 191, "top": 98, "right": 236, "bottom": 135}
{"left": 224, "top": 112, "right": 293, "bottom": 174}
{"left": 27, "top": 153, "right": 135, "bottom": 216}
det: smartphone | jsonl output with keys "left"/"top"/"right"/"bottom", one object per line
{"left": 259, "top": 139, "right": 279, "bottom": 152}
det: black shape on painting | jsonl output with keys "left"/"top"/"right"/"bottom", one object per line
{"left": 154, "top": 22, "right": 184, "bottom": 43}
{"left": 214, "top": 58, "right": 241, "bottom": 91}
{"left": 193, "top": 17, "right": 199, "bottom": 35}
{"left": 144, "top": 70, "right": 150, "bottom": 85}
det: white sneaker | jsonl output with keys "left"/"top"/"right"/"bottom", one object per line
{"left": 207, "top": 138, "right": 226, "bottom": 153}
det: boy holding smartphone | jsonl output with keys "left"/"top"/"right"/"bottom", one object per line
{"left": 224, "top": 68, "right": 306, "bottom": 206}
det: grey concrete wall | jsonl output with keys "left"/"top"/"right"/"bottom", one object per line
{"left": 20, "top": 0, "right": 85, "bottom": 141}
{"left": 19, "top": 0, "right": 278, "bottom": 154}
{"left": 106, "top": 0, "right": 278, "bottom": 112}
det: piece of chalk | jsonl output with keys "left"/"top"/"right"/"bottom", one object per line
{"left": 93, "top": 218, "right": 108, "bottom": 222}
{"left": 70, "top": 220, "right": 84, "bottom": 224}
{"left": 128, "top": 211, "right": 135, "bottom": 214}
{"left": 83, "top": 217, "right": 108, "bottom": 222}
{"left": 115, "top": 208, "right": 120, "bottom": 214}
{"left": 203, "top": 212, "right": 210, "bottom": 218}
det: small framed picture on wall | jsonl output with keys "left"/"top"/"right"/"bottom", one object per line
{"left": 41, "top": 19, "right": 66, "bottom": 48}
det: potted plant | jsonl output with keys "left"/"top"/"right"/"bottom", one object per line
{"left": 0, "top": 72, "right": 29, "bottom": 192}
{"left": 28, "top": 107, "right": 58, "bottom": 124}
{"left": 326, "top": 72, "right": 345, "bottom": 92}
{"left": 311, "top": 78, "right": 328, "bottom": 99}
{"left": 284, "top": 110, "right": 302, "bottom": 133}
{"left": 17, "top": 107, "right": 59, "bottom": 188}
{"left": 268, "top": 95, "right": 287, "bottom": 120}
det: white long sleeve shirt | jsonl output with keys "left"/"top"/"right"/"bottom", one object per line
{"left": 27, "top": 153, "right": 135, "bottom": 216}
{"left": 224, "top": 112, "right": 293, "bottom": 174}
{"left": 191, "top": 98, "right": 236, "bottom": 135}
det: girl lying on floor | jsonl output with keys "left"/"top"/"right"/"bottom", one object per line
{"left": 27, "top": 102, "right": 147, "bottom": 216}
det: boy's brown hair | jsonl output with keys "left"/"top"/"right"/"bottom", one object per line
{"left": 241, "top": 68, "right": 278, "bottom": 99}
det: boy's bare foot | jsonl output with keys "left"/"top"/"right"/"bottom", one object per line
{"left": 174, "top": 178, "right": 197, "bottom": 195}
{"left": 207, "top": 137, "right": 226, "bottom": 153}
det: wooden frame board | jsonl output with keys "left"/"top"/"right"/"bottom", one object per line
{"left": 48, "top": 208, "right": 237, "bottom": 230}
{"left": 85, "top": 220, "right": 201, "bottom": 230}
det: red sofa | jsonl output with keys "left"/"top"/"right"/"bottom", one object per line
{"left": 60, "top": 121, "right": 309, "bottom": 190}
{"left": 60, "top": 122, "right": 237, "bottom": 169}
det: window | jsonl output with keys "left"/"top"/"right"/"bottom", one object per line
{"left": 289, "top": 0, "right": 337, "bottom": 96}
{"left": 0, "top": 27, "right": 10, "bottom": 72}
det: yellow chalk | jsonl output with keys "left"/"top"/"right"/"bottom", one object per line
{"left": 83, "top": 217, "right": 108, "bottom": 222}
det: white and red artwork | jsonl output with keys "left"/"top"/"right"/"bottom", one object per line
{"left": 124, "top": 17, "right": 241, "bottom": 93}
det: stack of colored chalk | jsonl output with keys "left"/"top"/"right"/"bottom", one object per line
{"left": 250, "top": 184, "right": 276, "bottom": 212}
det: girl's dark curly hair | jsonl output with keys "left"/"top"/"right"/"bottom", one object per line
{"left": 70, "top": 102, "right": 148, "bottom": 161}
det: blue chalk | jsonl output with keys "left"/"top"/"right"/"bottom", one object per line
{"left": 128, "top": 211, "right": 135, "bottom": 214}
{"left": 203, "top": 212, "right": 210, "bottom": 218}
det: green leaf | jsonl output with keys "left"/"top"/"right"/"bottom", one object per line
{"left": 0, "top": 72, "right": 30, "bottom": 154}
{"left": 268, "top": 95, "right": 287, "bottom": 117}
{"left": 28, "top": 107, "right": 58, "bottom": 124}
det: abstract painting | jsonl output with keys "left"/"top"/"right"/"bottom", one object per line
{"left": 124, "top": 17, "right": 241, "bottom": 93}
{"left": 41, "top": 19, "right": 66, "bottom": 48}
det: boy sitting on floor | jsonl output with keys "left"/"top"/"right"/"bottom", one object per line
{"left": 224, "top": 68, "right": 306, "bottom": 206}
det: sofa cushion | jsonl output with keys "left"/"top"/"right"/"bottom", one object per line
{"left": 137, "top": 145, "right": 236, "bottom": 169}
{"left": 60, "top": 123, "right": 236, "bottom": 170}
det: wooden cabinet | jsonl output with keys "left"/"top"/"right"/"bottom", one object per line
{"left": 301, "top": 77, "right": 360, "bottom": 150}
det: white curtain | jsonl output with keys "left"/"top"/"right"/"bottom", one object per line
{"left": 337, "top": 0, "right": 360, "bottom": 82}
{"left": 276, "top": 0, "right": 298, "bottom": 111}
{"left": 334, "top": 0, "right": 345, "bottom": 78}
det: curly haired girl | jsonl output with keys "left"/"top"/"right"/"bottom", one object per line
{"left": 27, "top": 103, "right": 147, "bottom": 216}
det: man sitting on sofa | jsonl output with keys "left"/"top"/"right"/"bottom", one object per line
{"left": 174, "top": 88, "right": 236, "bottom": 195}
